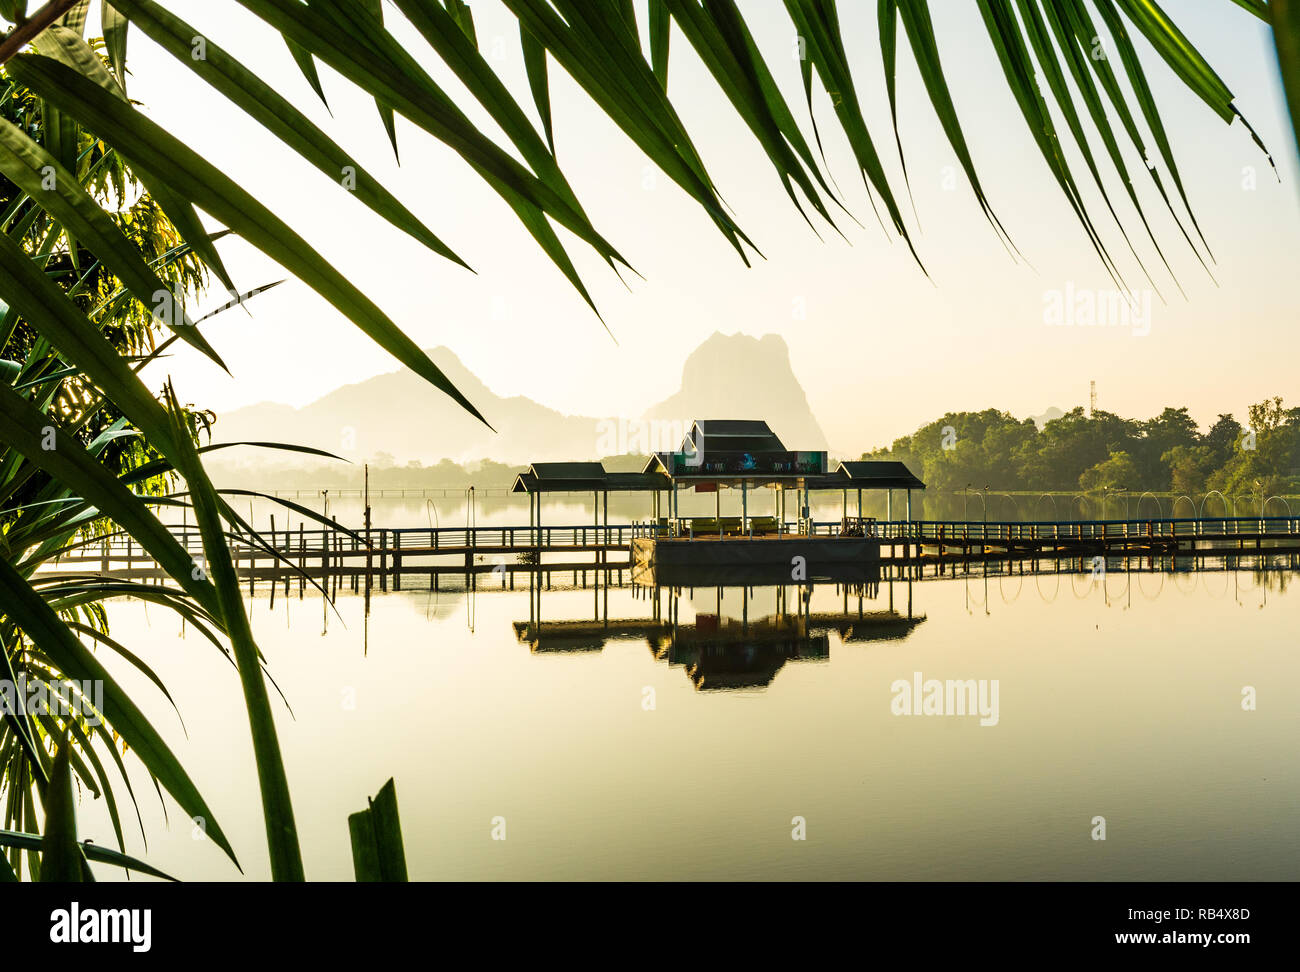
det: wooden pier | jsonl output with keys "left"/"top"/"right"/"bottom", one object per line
{"left": 39, "top": 515, "right": 1300, "bottom": 582}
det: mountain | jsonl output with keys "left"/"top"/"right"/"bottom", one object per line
{"left": 1030, "top": 406, "right": 1067, "bottom": 430}
{"left": 210, "top": 331, "right": 828, "bottom": 468}
{"left": 641, "top": 332, "right": 828, "bottom": 451}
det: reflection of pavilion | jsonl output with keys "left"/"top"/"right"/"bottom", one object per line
{"left": 653, "top": 615, "right": 829, "bottom": 690}
{"left": 512, "top": 573, "right": 925, "bottom": 691}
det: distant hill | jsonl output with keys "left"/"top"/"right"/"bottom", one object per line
{"left": 642, "top": 332, "right": 828, "bottom": 451}
{"left": 210, "top": 331, "right": 829, "bottom": 470}
{"left": 1030, "top": 406, "right": 1066, "bottom": 430}
{"left": 211, "top": 346, "right": 583, "bottom": 465}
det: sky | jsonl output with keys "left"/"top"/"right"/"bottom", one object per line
{"left": 124, "top": 0, "right": 1300, "bottom": 456}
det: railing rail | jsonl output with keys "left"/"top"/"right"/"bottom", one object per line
{"left": 49, "top": 514, "right": 1300, "bottom": 566}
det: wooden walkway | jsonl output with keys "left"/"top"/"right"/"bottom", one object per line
{"left": 39, "top": 515, "right": 1300, "bottom": 580}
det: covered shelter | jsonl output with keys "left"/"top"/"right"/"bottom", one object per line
{"left": 514, "top": 421, "right": 924, "bottom": 540}
{"left": 510, "top": 462, "right": 670, "bottom": 542}
{"left": 835, "top": 460, "right": 927, "bottom": 524}
{"left": 643, "top": 419, "right": 828, "bottom": 535}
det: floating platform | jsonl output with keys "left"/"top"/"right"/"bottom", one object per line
{"left": 632, "top": 535, "right": 881, "bottom": 572}
{"left": 631, "top": 560, "right": 882, "bottom": 588}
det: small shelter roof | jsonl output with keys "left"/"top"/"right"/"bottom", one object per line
{"left": 511, "top": 466, "right": 671, "bottom": 494}
{"left": 528, "top": 461, "right": 605, "bottom": 481}
{"left": 836, "top": 460, "right": 926, "bottom": 490}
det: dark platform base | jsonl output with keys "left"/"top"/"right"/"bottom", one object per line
{"left": 633, "top": 535, "right": 881, "bottom": 569}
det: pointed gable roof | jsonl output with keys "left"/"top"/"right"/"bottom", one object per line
{"left": 836, "top": 461, "right": 926, "bottom": 490}
{"left": 685, "top": 419, "right": 786, "bottom": 454}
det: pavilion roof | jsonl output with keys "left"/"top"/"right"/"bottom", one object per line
{"left": 685, "top": 419, "right": 786, "bottom": 454}
{"left": 835, "top": 460, "right": 926, "bottom": 490}
{"left": 511, "top": 466, "right": 672, "bottom": 493}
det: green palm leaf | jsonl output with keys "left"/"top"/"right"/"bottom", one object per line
{"left": 0, "top": 559, "right": 239, "bottom": 867}
{"left": 8, "top": 52, "right": 489, "bottom": 425}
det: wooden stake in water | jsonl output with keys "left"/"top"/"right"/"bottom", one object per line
{"left": 364, "top": 463, "right": 372, "bottom": 605}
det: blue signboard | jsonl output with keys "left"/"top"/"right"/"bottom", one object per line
{"left": 660, "top": 450, "right": 827, "bottom": 477}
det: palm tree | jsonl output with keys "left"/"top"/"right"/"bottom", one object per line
{"left": 0, "top": 0, "right": 1290, "bottom": 881}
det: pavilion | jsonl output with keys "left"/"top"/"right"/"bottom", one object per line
{"left": 510, "top": 419, "right": 925, "bottom": 542}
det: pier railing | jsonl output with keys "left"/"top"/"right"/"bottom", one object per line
{"left": 843, "top": 516, "right": 1300, "bottom": 542}
{"left": 642, "top": 515, "right": 1300, "bottom": 541}
{"left": 42, "top": 515, "right": 1300, "bottom": 571}
{"left": 53, "top": 522, "right": 641, "bottom": 568}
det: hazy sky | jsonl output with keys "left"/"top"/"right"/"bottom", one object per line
{"left": 128, "top": 0, "right": 1299, "bottom": 455}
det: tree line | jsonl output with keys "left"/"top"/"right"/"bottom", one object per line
{"left": 862, "top": 399, "right": 1299, "bottom": 499}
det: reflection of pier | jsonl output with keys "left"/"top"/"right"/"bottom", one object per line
{"left": 513, "top": 575, "right": 925, "bottom": 691}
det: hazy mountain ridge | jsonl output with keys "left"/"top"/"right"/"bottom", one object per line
{"left": 642, "top": 332, "right": 828, "bottom": 451}
{"left": 210, "top": 332, "right": 829, "bottom": 472}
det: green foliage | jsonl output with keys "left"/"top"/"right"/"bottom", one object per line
{"left": 37, "top": 733, "right": 88, "bottom": 882}
{"left": 1079, "top": 449, "right": 1138, "bottom": 490}
{"left": 867, "top": 399, "right": 1300, "bottom": 497}
{"left": 1162, "top": 444, "right": 1217, "bottom": 495}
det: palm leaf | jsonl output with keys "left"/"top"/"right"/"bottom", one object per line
{"left": 37, "top": 734, "right": 88, "bottom": 882}
{"left": 0, "top": 562, "right": 239, "bottom": 866}
{"left": 8, "top": 52, "right": 490, "bottom": 425}
{"left": 0, "top": 828, "right": 177, "bottom": 880}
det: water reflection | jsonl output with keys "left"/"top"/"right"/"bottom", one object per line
{"left": 513, "top": 569, "right": 926, "bottom": 690}
{"left": 241, "top": 550, "right": 1300, "bottom": 669}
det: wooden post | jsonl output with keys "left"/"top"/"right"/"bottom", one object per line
{"left": 364, "top": 464, "right": 372, "bottom": 590}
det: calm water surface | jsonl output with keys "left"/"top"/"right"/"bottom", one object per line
{"left": 86, "top": 556, "right": 1299, "bottom": 881}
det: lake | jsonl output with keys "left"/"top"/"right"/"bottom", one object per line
{"left": 77, "top": 541, "right": 1299, "bottom": 882}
